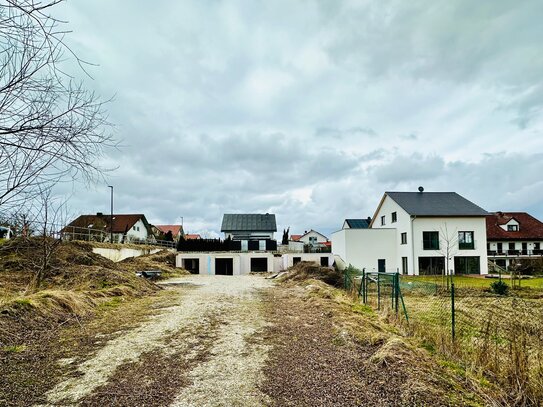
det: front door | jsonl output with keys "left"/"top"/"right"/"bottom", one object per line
{"left": 378, "top": 259, "right": 386, "bottom": 273}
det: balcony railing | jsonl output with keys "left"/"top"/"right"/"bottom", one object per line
{"left": 487, "top": 249, "right": 543, "bottom": 256}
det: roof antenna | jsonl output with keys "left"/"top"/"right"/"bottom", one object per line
{"left": 418, "top": 186, "right": 424, "bottom": 193}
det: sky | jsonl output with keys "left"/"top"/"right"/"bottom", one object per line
{"left": 53, "top": 0, "right": 543, "bottom": 238}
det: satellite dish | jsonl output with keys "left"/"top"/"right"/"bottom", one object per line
{"left": 418, "top": 186, "right": 424, "bottom": 193}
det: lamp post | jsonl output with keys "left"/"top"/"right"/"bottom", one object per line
{"left": 108, "top": 185, "right": 113, "bottom": 243}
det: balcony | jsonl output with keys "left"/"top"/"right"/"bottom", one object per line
{"left": 487, "top": 249, "right": 543, "bottom": 257}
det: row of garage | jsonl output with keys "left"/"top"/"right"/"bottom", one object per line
{"left": 177, "top": 252, "right": 334, "bottom": 275}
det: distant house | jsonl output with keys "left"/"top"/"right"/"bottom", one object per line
{"left": 296, "top": 229, "right": 329, "bottom": 246}
{"left": 486, "top": 212, "right": 543, "bottom": 270}
{"left": 63, "top": 213, "right": 153, "bottom": 243}
{"left": 290, "top": 234, "right": 302, "bottom": 241}
{"left": 342, "top": 218, "right": 371, "bottom": 229}
{"left": 221, "top": 213, "right": 277, "bottom": 241}
{"left": 185, "top": 234, "right": 201, "bottom": 240}
{"left": 155, "top": 224, "right": 184, "bottom": 241}
{"left": 332, "top": 189, "right": 489, "bottom": 275}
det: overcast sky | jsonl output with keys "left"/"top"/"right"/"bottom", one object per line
{"left": 55, "top": 0, "right": 543, "bottom": 238}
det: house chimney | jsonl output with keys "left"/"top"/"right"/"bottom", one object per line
{"left": 366, "top": 217, "right": 371, "bottom": 223}
{"left": 418, "top": 186, "right": 424, "bottom": 193}
{"left": 97, "top": 212, "right": 103, "bottom": 217}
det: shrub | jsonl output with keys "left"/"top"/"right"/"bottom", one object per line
{"left": 490, "top": 279, "right": 509, "bottom": 295}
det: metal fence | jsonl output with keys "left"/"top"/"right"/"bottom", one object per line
{"left": 343, "top": 266, "right": 543, "bottom": 405}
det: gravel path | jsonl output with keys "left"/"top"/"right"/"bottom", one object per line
{"left": 41, "top": 276, "right": 272, "bottom": 407}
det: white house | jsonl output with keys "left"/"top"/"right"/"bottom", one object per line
{"left": 332, "top": 189, "right": 489, "bottom": 275}
{"left": 296, "top": 229, "right": 329, "bottom": 246}
{"left": 63, "top": 213, "right": 153, "bottom": 243}
{"left": 221, "top": 213, "right": 276, "bottom": 241}
{"left": 486, "top": 212, "right": 543, "bottom": 270}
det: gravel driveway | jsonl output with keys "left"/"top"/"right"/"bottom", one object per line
{"left": 41, "top": 275, "right": 273, "bottom": 407}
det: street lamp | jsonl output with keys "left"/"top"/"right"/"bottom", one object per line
{"left": 108, "top": 185, "right": 113, "bottom": 243}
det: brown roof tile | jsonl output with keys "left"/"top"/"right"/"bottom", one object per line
{"left": 65, "top": 214, "right": 149, "bottom": 234}
{"left": 486, "top": 212, "right": 543, "bottom": 241}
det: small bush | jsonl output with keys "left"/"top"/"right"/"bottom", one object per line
{"left": 490, "top": 279, "right": 509, "bottom": 295}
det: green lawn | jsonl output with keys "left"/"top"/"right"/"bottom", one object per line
{"left": 402, "top": 275, "right": 543, "bottom": 290}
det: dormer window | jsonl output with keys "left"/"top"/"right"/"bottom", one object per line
{"left": 507, "top": 224, "right": 519, "bottom": 231}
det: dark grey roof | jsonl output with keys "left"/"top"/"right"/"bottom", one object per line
{"left": 345, "top": 219, "right": 370, "bottom": 229}
{"left": 386, "top": 192, "right": 488, "bottom": 216}
{"left": 221, "top": 214, "right": 277, "bottom": 232}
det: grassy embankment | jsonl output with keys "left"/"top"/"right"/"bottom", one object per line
{"left": 0, "top": 237, "right": 186, "bottom": 406}
{"left": 398, "top": 274, "right": 543, "bottom": 405}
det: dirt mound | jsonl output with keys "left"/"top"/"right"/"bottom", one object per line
{"left": 119, "top": 250, "right": 188, "bottom": 277}
{"left": 277, "top": 261, "right": 342, "bottom": 287}
{"left": 0, "top": 238, "right": 159, "bottom": 347}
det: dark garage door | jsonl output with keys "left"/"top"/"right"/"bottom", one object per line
{"left": 250, "top": 257, "right": 268, "bottom": 272}
{"left": 215, "top": 258, "right": 233, "bottom": 275}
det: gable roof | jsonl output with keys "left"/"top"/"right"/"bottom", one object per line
{"left": 384, "top": 192, "right": 488, "bottom": 217}
{"left": 155, "top": 224, "right": 184, "bottom": 236}
{"left": 299, "top": 229, "right": 328, "bottom": 241}
{"left": 290, "top": 234, "right": 302, "bottom": 241}
{"left": 221, "top": 214, "right": 277, "bottom": 232}
{"left": 344, "top": 219, "right": 370, "bottom": 229}
{"left": 185, "top": 234, "right": 201, "bottom": 240}
{"left": 65, "top": 214, "right": 150, "bottom": 234}
{"left": 487, "top": 212, "right": 543, "bottom": 241}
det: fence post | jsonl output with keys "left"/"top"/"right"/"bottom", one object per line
{"left": 358, "top": 269, "right": 365, "bottom": 299}
{"left": 395, "top": 272, "right": 399, "bottom": 315}
{"left": 377, "top": 272, "right": 381, "bottom": 310}
{"left": 451, "top": 282, "right": 456, "bottom": 341}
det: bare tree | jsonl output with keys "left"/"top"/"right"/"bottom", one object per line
{"left": 0, "top": 0, "right": 115, "bottom": 212}
{"left": 439, "top": 224, "right": 458, "bottom": 290}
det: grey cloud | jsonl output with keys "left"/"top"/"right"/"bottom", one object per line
{"left": 371, "top": 154, "right": 446, "bottom": 184}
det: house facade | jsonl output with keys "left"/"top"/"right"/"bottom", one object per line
{"left": 296, "top": 230, "right": 329, "bottom": 246}
{"left": 486, "top": 212, "right": 543, "bottom": 270}
{"left": 63, "top": 213, "right": 153, "bottom": 243}
{"left": 332, "top": 190, "right": 489, "bottom": 275}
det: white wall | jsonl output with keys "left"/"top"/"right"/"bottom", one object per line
{"left": 175, "top": 252, "right": 334, "bottom": 274}
{"left": 412, "top": 217, "right": 488, "bottom": 275}
{"left": 298, "top": 230, "right": 328, "bottom": 245}
{"left": 126, "top": 219, "right": 148, "bottom": 242}
{"left": 93, "top": 247, "right": 164, "bottom": 262}
{"left": 331, "top": 228, "right": 398, "bottom": 272}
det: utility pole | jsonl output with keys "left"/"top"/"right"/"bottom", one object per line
{"left": 108, "top": 185, "right": 113, "bottom": 243}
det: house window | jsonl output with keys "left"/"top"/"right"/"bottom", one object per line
{"left": 508, "top": 224, "right": 519, "bottom": 231}
{"left": 401, "top": 232, "right": 407, "bottom": 245}
{"left": 309, "top": 236, "right": 317, "bottom": 244}
{"left": 391, "top": 212, "right": 397, "bottom": 223}
{"left": 508, "top": 242, "right": 515, "bottom": 251}
{"left": 458, "top": 231, "right": 474, "bottom": 250}
{"left": 422, "top": 231, "right": 439, "bottom": 250}
{"left": 132, "top": 226, "right": 136, "bottom": 231}
{"left": 381, "top": 215, "right": 385, "bottom": 226}
{"left": 402, "top": 257, "right": 408, "bottom": 275}
{"left": 137, "top": 226, "right": 140, "bottom": 231}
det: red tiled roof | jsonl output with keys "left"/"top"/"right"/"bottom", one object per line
{"left": 155, "top": 225, "right": 183, "bottom": 236}
{"left": 185, "top": 234, "right": 201, "bottom": 240}
{"left": 65, "top": 214, "right": 148, "bottom": 234}
{"left": 290, "top": 234, "right": 302, "bottom": 241}
{"left": 486, "top": 212, "right": 543, "bottom": 241}
{"left": 321, "top": 241, "right": 332, "bottom": 247}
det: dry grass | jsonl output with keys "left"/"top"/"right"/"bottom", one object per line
{"left": 276, "top": 261, "right": 343, "bottom": 287}
{"left": 119, "top": 249, "right": 189, "bottom": 278}
{"left": 265, "top": 270, "right": 490, "bottom": 406}
{"left": 399, "top": 291, "right": 543, "bottom": 406}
